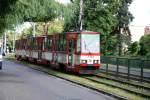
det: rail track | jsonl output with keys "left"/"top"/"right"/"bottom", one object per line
{"left": 82, "top": 75, "right": 150, "bottom": 98}
{"left": 95, "top": 73, "right": 150, "bottom": 90}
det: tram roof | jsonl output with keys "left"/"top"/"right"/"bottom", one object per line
{"left": 63, "top": 31, "right": 100, "bottom": 34}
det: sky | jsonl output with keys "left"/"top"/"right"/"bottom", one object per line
{"left": 129, "top": 0, "right": 150, "bottom": 41}
{"left": 55, "top": 0, "right": 70, "bottom": 4}
{"left": 129, "top": 0, "right": 150, "bottom": 26}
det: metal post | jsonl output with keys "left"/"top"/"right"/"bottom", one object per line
{"left": 127, "top": 59, "right": 130, "bottom": 80}
{"left": 116, "top": 58, "right": 119, "bottom": 76}
{"left": 13, "top": 32, "right": 16, "bottom": 52}
{"left": 79, "top": 0, "right": 83, "bottom": 31}
{"left": 106, "top": 63, "right": 108, "bottom": 74}
{"left": 140, "top": 60, "right": 143, "bottom": 82}
{"left": 4, "top": 32, "right": 6, "bottom": 55}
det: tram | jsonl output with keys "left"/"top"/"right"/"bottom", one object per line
{"left": 15, "top": 31, "right": 101, "bottom": 74}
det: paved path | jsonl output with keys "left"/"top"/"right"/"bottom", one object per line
{"left": 0, "top": 60, "right": 115, "bottom": 100}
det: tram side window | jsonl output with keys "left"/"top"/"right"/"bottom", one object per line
{"left": 63, "top": 39, "right": 66, "bottom": 51}
{"left": 35, "top": 39, "right": 37, "bottom": 50}
{"left": 60, "top": 38, "right": 63, "bottom": 51}
{"left": 63, "top": 35, "right": 66, "bottom": 51}
{"left": 39, "top": 43, "right": 42, "bottom": 50}
{"left": 23, "top": 40, "right": 25, "bottom": 49}
{"left": 15, "top": 41, "right": 18, "bottom": 49}
{"left": 77, "top": 35, "right": 81, "bottom": 53}
{"left": 57, "top": 39, "right": 59, "bottom": 51}
{"left": 58, "top": 35, "right": 61, "bottom": 51}
{"left": 58, "top": 37, "right": 60, "bottom": 51}
{"left": 27, "top": 39, "right": 29, "bottom": 49}
{"left": 20, "top": 40, "right": 22, "bottom": 49}
{"left": 32, "top": 38, "right": 34, "bottom": 50}
{"left": 33, "top": 39, "right": 35, "bottom": 50}
{"left": 44, "top": 38, "right": 47, "bottom": 50}
{"left": 46, "top": 37, "right": 52, "bottom": 51}
{"left": 59, "top": 35, "right": 61, "bottom": 51}
{"left": 68, "top": 40, "right": 75, "bottom": 52}
{"left": 49, "top": 39, "right": 52, "bottom": 51}
{"left": 15, "top": 41, "right": 17, "bottom": 49}
{"left": 59, "top": 38, "right": 63, "bottom": 51}
{"left": 62, "top": 35, "right": 66, "bottom": 51}
{"left": 25, "top": 40, "right": 26, "bottom": 49}
{"left": 44, "top": 38, "right": 48, "bottom": 50}
{"left": 42, "top": 40, "right": 44, "bottom": 50}
{"left": 22, "top": 40, "right": 24, "bottom": 49}
{"left": 31, "top": 38, "right": 34, "bottom": 50}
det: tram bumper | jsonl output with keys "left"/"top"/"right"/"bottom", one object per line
{"left": 79, "top": 70, "right": 96, "bottom": 74}
{"left": 78, "top": 64, "right": 101, "bottom": 74}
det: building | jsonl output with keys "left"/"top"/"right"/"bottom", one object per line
{"left": 144, "top": 26, "right": 150, "bottom": 35}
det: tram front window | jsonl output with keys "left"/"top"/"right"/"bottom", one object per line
{"left": 81, "top": 34, "right": 100, "bottom": 53}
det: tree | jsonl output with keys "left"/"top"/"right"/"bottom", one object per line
{"left": 0, "top": 0, "right": 17, "bottom": 16}
{"left": 128, "top": 41, "right": 139, "bottom": 55}
{"left": 63, "top": 0, "right": 133, "bottom": 55}
{"left": 63, "top": 0, "right": 80, "bottom": 31}
{"left": 64, "top": 0, "right": 121, "bottom": 33}
{"left": 0, "top": 0, "right": 61, "bottom": 34}
{"left": 18, "top": 20, "right": 64, "bottom": 39}
{"left": 114, "top": 0, "right": 134, "bottom": 55}
{"left": 138, "top": 34, "right": 150, "bottom": 56}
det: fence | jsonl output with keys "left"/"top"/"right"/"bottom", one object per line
{"left": 100, "top": 56, "right": 150, "bottom": 82}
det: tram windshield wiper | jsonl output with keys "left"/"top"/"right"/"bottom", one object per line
{"left": 83, "top": 40, "right": 91, "bottom": 54}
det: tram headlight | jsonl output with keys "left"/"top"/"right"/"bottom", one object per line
{"left": 82, "top": 60, "right": 87, "bottom": 64}
{"left": 93, "top": 60, "right": 99, "bottom": 64}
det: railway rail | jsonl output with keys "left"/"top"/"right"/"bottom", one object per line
{"left": 95, "top": 73, "right": 150, "bottom": 90}
{"left": 83, "top": 75, "right": 150, "bottom": 98}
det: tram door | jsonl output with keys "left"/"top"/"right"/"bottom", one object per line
{"left": 68, "top": 38, "right": 76, "bottom": 67}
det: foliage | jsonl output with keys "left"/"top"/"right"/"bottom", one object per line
{"left": 63, "top": 0, "right": 80, "bottom": 31}
{"left": 0, "top": 0, "right": 17, "bottom": 17}
{"left": 114, "top": 0, "right": 134, "bottom": 55}
{"left": 35, "top": 20, "right": 64, "bottom": 35}
{"left": 19, "top": 27, "right": 33, "bottom": 38}
{"left": 47, "top": 20, "right": 64, "bottom": 34}
{"left": 128, "top": 41, "right": 139, "bottom": 55}
{"left": 138, "top": 34, "right": 150, "bottom": 57}
{"left": 0, "top": 0, "right": 61, "bottom": 34}
{"left": 5, "top": 31, "right": 15, "bottom": 52}
{"left": 84, "top": 0, "right": 120, "bottom": 34}
{"left": 18, "top": 20, "right": 64, "bottom": 39}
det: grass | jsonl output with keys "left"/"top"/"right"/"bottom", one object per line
{"left": 4, "top": 53, "right": 15, "bottom": 60}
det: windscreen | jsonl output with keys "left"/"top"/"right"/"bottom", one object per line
{"left": 81, "top": 34, "right": 100, "bottom": 53}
